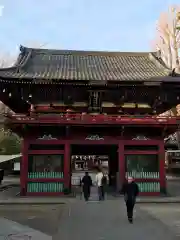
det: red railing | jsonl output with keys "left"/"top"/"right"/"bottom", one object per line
{"left": 6, "top": 113, "right": 180, "bottom": 125}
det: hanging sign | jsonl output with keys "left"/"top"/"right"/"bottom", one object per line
{"left": 132, "top": 135, "right": 150, "bottom": 140}
{"left": 38, "top": 134, "right": 57, "bottom": 140}
{"left": 85, "top": 134, "right": 104, "bottom": 140}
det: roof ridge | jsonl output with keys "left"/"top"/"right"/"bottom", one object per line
{"left": 20, "top": 45, "right": 153, "bottom": 57}
{"left": 11, "top": 46, "right": 32, "bottom": 73}
{"left": 18, "top": 47, "right": 32, "bottom": 68}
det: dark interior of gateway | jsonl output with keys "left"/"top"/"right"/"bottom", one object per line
{"left": 71, "top": 144, "right": 118, "bottom": 187}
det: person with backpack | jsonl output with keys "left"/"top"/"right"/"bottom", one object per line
{"left": 95, "top": 168, "right": 108, "bottom": 201}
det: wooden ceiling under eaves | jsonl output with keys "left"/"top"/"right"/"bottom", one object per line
{"left": 0, "top": 45, "right": 175, "bottom": 83}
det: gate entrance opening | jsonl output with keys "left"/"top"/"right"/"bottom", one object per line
{"left": 71, "top": 144, "right": 119, "bottom": 189}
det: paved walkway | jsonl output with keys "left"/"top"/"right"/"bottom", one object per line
{"left": 54, "top": 199, "right": 177, "bottom": 240}
{"left": 140, "top": 203, "right": 180, "bottom": 237}
{"left": 0, "top": 217, "right": 51, "bottom": 240}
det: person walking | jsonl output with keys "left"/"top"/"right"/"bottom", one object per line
{"left": 79, "top": 176, "right": 83, "bottom": 199}
{"left": 81, "top": 172, "right": 92, "bottom": 201}
{"left": 121, "top": 177, "right": 139, "bottom": 223}
{"left": 95, "top": 169, "right": 108, "bottom": 201}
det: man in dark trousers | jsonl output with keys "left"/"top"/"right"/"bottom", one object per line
{"left": 81, "top": 172, "right": 92, "bottom": 201}
{"left": 121, "top": 177, "right": 139, "bottom": 223}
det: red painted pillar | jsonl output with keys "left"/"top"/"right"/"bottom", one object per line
{"left": 159, "top": 140, "right": 166, "bottom": 193}
{"left": 118, "top": 140, "right": 125, "bottom": 191}
{"left": 64, "top": 142, "right": 70, "bottom": 190}
{"left": 21, "top": 137, "right": 28, "bottom": 196}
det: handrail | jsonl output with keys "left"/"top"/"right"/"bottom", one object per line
{"left": 7, "top": 113, "right": 180, "bottom": 123}
{"left": 8, "top": 113, "right": 180, "bottom": 119}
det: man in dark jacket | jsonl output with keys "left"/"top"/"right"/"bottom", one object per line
{"left": 121, "top": 177, "right": 139, "bottom": 223}
{"left": 81, "top": 172, "right": 92, "bottom": 201}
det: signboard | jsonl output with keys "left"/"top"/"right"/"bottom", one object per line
{"left": 85, "top": 134, "right": 104, "bottom": 140}
{"left": 71, "top": 155, "right": 108, "bottom": 172}
{"left": 71, "top": 155, "right": 95, "bottom": 172}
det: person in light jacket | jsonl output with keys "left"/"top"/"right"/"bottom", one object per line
{"left": 95, "top": 169, "right": 108, "bottom": 201}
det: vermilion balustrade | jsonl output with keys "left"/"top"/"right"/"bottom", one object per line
{"left": 5, "top": 113, "right": 180, "bottom": 125}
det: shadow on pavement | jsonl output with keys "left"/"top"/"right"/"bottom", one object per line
{"left": 0, "top": 204, "right": 64, "bottom": 236}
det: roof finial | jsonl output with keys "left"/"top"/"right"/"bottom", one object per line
{"left": 156, "top": 49, "right": 161, "bottom": 59}
{"left": 19, "top": 45, "right": 25, "bottom": 52}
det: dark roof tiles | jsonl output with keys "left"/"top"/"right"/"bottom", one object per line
{"left": 0, "top": 46, "right": 171, "bottom": 82}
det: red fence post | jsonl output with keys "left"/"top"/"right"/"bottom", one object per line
{"left": 21, "top": 137, "right": 29, "bottom": 196}
{"left": 64, "top": 142, "right": 70, "bottom": 191}
{"left": 159, "top": 140, "right": 166, "bottom": 194}
{"left": 118, "top": 141, "right": 125, "bottom": 191}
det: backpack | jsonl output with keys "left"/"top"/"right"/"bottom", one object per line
{"left": 101, "top": 175, "right": 107, "bottom": 186}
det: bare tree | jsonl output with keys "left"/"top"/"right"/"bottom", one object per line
{"left": 176, "top": 11, "right": 180, "bottom": 30}
{"left": 0, "top": 52, "right": 16, "bottom": 117}
{"left": 153, "top": 7, "right": 180, "bottom": 118}
{"left": 153, "top": 5, "right": 180, "bottom": 71}
{"left": 0, "top": 41, "right": 48, "bottom": 116}
{"left": 0, "top": 41, "right": 48, "bottom": 69}
{"left": 153, "top": 6, "right": 180, "bottom": 147}
{"left": 0, "top": 52, "right": 16, "bottom": 68}
{"left": 0, "top": 41, "right": 48, "bottom": 151}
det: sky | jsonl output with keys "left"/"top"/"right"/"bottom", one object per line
{"left": 0, "top": 0, "right": 179, "bottom": 56}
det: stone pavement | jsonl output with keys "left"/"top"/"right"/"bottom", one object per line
{"left": 140, "top": 203, "right": 180, "bottom": 238}
{"left": 2, "top": 176, "right": 20, "bottom": 185}
{"left": 0, "top": 204, "right": 65, "bottom": 239}
{"left": 167, "top": 179, "right": 180, "bottom": 197}
{"left": 54, "top": 199, "right": 177, "bottom": 240}
{"left": 0, "top": 186, "right": 20, "bottom": 200}
{"left": 0, "top": 217, "right": 51, "bottom": 240}
{"left": 2, "top": 195, "right": 180, "bottom": 205}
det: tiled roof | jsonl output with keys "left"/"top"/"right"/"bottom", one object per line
{"left": 0, "top": 45, "right": 172, "bottom": 83}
